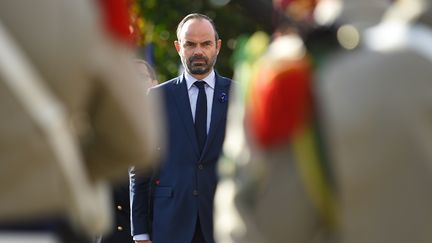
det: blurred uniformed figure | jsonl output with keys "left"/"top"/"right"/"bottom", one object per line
{"left": 0, "top": 0, "right": 162, "bottom": 241}
{"left": 214, "top": 1, "right": 338, "bottom": 242}
{"left": 98, "top": 184, "right": 131, "bottom": 243}
{"left": 216, "top": 0, "right": 432, "bottom": 243}
{"left": 318, "top": 0, "right": 432, "bottom": 242}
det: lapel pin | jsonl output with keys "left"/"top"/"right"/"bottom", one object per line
{"left": 219, "top": 92, "right": 227, "bottom": 103}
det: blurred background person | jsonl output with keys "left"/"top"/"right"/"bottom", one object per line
{"left": 97, "top": 59, "right": 159, "bottom": 243}
{"left": 134, "top": 59, "right": 159, "bottom": 89}
{"left": 0, "top": 0, "right": 162, "bottom": 242}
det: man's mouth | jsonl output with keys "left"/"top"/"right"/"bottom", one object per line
{"left": 191, "top": 57, "right": 207, "bottom": 66}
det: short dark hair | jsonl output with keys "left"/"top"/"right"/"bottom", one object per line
{"left": 176, "top": 13, "right": 219, "bottom": 42}
{"left": 134, "top": 59, "right": 157, "bottom": 81}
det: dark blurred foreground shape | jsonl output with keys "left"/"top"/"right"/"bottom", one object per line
{"left": 0, "top": 0, "right": 163, "bottom": 241}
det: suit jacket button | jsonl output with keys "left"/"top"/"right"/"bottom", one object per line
{"left": 193, "top": 190, "right": 199, "bottom": 196}
{"left": 117, "top": 226, "right": 123, "bottom": 231}
{"left": 198, "top": 164, "right": 204, "bottom": 170}
{"left": 116, "top": 205, "right": 122, "bottom": 211}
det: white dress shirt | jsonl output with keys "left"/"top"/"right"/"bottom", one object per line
{"left": 184, "top": 70, "right": 215, "bottom": 133}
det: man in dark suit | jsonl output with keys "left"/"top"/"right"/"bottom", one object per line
{"left": 130, "top": 13, "right": 232, "bottom": 243}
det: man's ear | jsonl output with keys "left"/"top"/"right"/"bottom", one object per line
{"left": 174, "top": 40, "right": 181, "bottom": 53}
{"left": 216, "top": 39, "right": 222, "bottom": 54}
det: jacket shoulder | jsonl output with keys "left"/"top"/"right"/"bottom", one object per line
{"left": 151, "top": 77, "right": 178, "bottom": 90}
{"left": 216, "top": 74, "right": 234, "bottom": 87}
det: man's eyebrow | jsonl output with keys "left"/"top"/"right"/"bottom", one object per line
{"left": 184, "top": 40, "right": 197, "bottom": 44}
{"left": 182, "top": 40, "right": 213, "bottom": 46}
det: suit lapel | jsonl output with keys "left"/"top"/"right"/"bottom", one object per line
{"left": 201, "top": 74, "right": 230, "bottom": 159}
{"left": 170, "top": 76, "right": 200, "bottom": 158}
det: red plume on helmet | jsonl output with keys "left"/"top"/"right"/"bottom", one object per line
{"left": 248, "top": 55, "right": 312, "bottom": 148}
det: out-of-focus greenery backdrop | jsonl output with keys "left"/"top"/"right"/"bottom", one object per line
{"left": 134, "top": 0, "right": 275, "bottom": 81}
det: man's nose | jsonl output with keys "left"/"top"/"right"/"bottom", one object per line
{"left": 193, "top": 46, "right": 204, "bottom": 55}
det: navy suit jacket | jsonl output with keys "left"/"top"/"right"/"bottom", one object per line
{"left": 130, "top": 72, "right": 232, "bottom": 243}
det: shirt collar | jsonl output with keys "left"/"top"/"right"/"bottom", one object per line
{"left": 184, "top": 70, "right": 215, "bottom": 90}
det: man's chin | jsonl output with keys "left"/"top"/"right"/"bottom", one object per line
{"left": 190, "top": 67, "right": 210, "bottom": 75}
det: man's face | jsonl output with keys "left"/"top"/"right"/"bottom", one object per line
{"left": 175, "top": 18, "right": 221, "bottom": 79}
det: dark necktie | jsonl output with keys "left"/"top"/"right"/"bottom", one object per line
{"left": 194, "top": 81, "right": 207, "bottom": 154}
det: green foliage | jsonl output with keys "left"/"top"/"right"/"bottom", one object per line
{"left": 136, "top": 0, "right": 265, "bottom": 81}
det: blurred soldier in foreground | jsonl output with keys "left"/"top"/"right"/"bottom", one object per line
{"left": 215, "top": 1, "right": 337, "bottom": 241}
{"left": 318, "top": 0, "right": 432, "bottom": 242}
{"left": 216, "top": 0, "right": 432, "bottom": 242}
{"left": 0, "top": 0, "right": 162, "bottom": 242}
